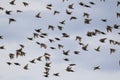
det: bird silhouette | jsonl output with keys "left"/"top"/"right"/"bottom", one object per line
{"left": 53, "top": 10, "right": 60, "bottom": 15}
{"left": 23, "top": 64, "right": 29, "bottom": 70}
{"left": 0, "top": 45, "right": 5, "bottom": 49}
{"left": 82, "top": 44, "right": 88, "bottom": 51}
{"left": 57, "top": 26, "right": 63, "bottom": 31}
{"left": 94, "top": 46, "right": 100, "bottom": 51}
{"left": 99, "top": 38, "right": 107, "bottom": 43}
{"left": 9, "top": 0, "right": 16, "bottom": 5}
{"left": 7, "top": 62, "right": 12, "bottom": 66}
{"left": 22, "top": 2, "right": 29, "bottom": 7}
{"left": 68, "top": 4, "right": 74, "bottom": 9}
{"left": 0, "top": 7, "right": 4, "bottom": 10}
{"left": 63, "top": 50, "right": 70, "bottom": 56}
{"left": 14, "top": 62, "right": 21, "bottom": 66}
{"left": 53, "top": 73, "right": 59, "bottom": 76}
{"left": 5, "top": 10, "right": 12, "bottom": 15}
{"left": 117, "top": 1, "right": 120, "bottom": 6}
{"left": 9, "top": 53, "right": 14, "bottom": 59}
{"left": 9, "top": 18, "right": 16, "bottom": 24}
{"left": 0, "top": 35, "right": 3, "bottom": 39}
{"left": 116, "top": 12, "right": 120, "bottom": 18}
{"left": 35, "top": 12, "right": 41, "bottom": 18}
{"left": 66, "top": 9, "right": 72, "bottom": 15}
{"left": 94, "top": 66, "right": 100, "bottom": 70}
{"left": 106, "top": 25, "right": 112, "bottom": 32}
{"left": 74, "top": 51, "right": 80, "bottom": 54}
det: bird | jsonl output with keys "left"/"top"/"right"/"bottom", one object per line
{"left": 63, "top": 50, "right": 70, "bottom": 56}
{"left": 22, "top": 2, "right": 29, "bottom": 7}
{"left": 70, "top": 16, "right": 77, "bottom": 20}
{"left": 36, "top": 56, "right": 42, "bottom": 61}
{"left": 55, "top": 37, "right": 61, "bottom": 41}
{"left": 0, "top": 7, "right": 4, "bottom": 10}
{"left": 29, "top": 59, "right": 36, "bottom": 64}
{"left": 106, "top": 25, "right": 112, "bottom": 32}
{"left": 84, "top": 18, "right": 92, "bottom": 24}
{"left": 23, "top": 64, "right": 29, "bottom": 70}
{"left": 82, "top": 44, "right": 88, "bottom": 51}
{"left": 35, "top": 12, "right": 41, "bottom": 18}
{"left": 94, "top": 66, "right": 100, "bottom": 70}
{"left": 76, "top": 36, "right": 82, "bottom": 42}
{"left": 19, "top": 44, "right": 24, "bottom": 48}
{"left": 48, "top": 25, "right": 54, "bottom": 31}
{"left": 101, "top": 19, "right": 107, "bottom": 22}
{"left": 33, "top": 33, "right": 39, "bottom": 38}
{"left": 39, "top": 42, "right": 47, "bottom": 49}
{"left": 0, "top": 35, "right": 3, "bottom": 39}
{"left": 7, "top": 62, "right": 12, "bottom": 66}
{"left": 9, "top": 53, "right": 14, "bottom": 59}
{"left": 5, "top": 10, "right": 12, "bottom": 15}
{"left": 66, "top": 9, "right": 72, "bottom": 15}
{"left": 49, "top": 39, "right": 55, "bottom": 43}
{"left": 94, "top": 46, "right": 100, "bottom": 51}
{"left": 57, "top": 26, "right": 63, "bottom": 31}
{"left": 64, "top": 58, "right": 69, "bottom": 61}
{"left": 50, "top": 47, "right": 56, "bottom": 50}
{"left": 14, "top": 62, "right": 21, "bottom": 66}
{"left": 62, "top": 33, "right": 70, "bottom": 38}
{"left": 9, "top": 0, "right": 16, "bottom": 5}
{"left": 79, "top": 2, "right": 84, "bottom": 6}
{"left": 68, "top": 3, "right": 74, "bottom": 9}
{"left": 45, "top": 62, "right": 51, "bottom": 67}
{"left": 27, "top": 37, "right": 33, "bottom": 41}
{"left": 9, "top": 18, "right": 16, "bottom": 24}
{"left": 116, "top": 12, "right": 120, "bottom": 18}
{"left": 66, "top": 66, "right": 74, "bottom": 72}
{"left": 53, "top": 73, "right": 60, "bottom": 77}
{"left": 83, "top": 12, "right": 90, "bottom": 18}
{"left": 99, "top": 38, "right": 107, "bottom": 43}
{"left": 35, "top": 28, "right": 41, "bottom": 33}
{"left": 110, "top": 48, "right": 116, "bottom": 54}
{"left": 0, "top": 45, "right": 5, "bottom": 49}
{"left": 53, "top": 10, "right": 60, "bottom": 15}
{"left": 59, "top": 20, "right": 65, "bottom": 24}
{"left": 117, "top": 1, "right": 120, "bottom": 7}
{"left": 89, "top": 1, "right": 95, "bottom": 5}
{"left": 74, "top": 51, "right": 80, "bottom": 54}
{"left": 58, "top": 44, "right": 64, "bottom": 49}
{"left": 16, "top": 10, "right": 23, "bottom": 13}
{"left": 114, "top": 24, "right": 120, "bottom": 29}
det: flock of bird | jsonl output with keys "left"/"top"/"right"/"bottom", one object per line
{"left": 0, "top": 0, "right": 120, "bottom": 79}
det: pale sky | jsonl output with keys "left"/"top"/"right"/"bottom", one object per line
{"left": 0, "top": 0, "right": 120, "bottom": 80}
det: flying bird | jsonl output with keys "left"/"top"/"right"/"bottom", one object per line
{"left": 9, "top": 18, "right": 16, "bottom": 24}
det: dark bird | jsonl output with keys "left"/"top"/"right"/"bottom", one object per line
{"left": 116, "top": 12, "right": 120, "bottom": 18}
{"left": 27, "top": 37, "right": 33, "bottom": 41}
{"left": 79, "top": 2, "right": 84, "bottom": 6}
{"left": 36, "top": 56, "right": 42, "bottom": 61}
{"left": 16, "top": 8, "right": 21, "bottom": 12}
{"left": 76, "top": 36, "right": 82, "bottom": 42}
{"left": 53, "top": 73, "right": 59, "bottom": 76}
{"left": 14, "top": 62, "right": 21, "bottom": 66}
{"left": 22, "top": 2, "right": 29, "bottom": 7}
{"left": 101, "top": 19, "right": 107, "bottom": 22}
{"left": 44, "top": 53, "right": 51, "bottom": 61}
{"left": 83, "top": 12, "right": 90, "bottom": 18}
{"left": 59, "top": 20, "right": 65, "bottom": 24}
{"left": 94, "top": 66, "right": 100, "bottom": 70}
{"left": 5, "top": 10, "right": 12, "bottom": 15}
{"left": 66, "top": 9, "right": 72, "bottom": 15}
{"left": 84, "top": 18, "right": 92, "bottom": 24}
{"left": 19, "top": 44, "right": 24, "bottom": 48}
{"left": 84, "top": 4, "right": 91, "bottom": 8}
{"left": 46, "top": 4, "right": 52, "bottom": 10}
{"left": 57, "top": 26, "right": 63, "bottom": 31}
{"left": 69, "top": 64, "right": 76, "bottom": 66}
{"left": 9, "top": 18, "right": 16, "bottom": 24}
{"left": 48, "top": 25, "right": 54, "bottom": 31}
{"left": 38, "top": 42, "right": 47, "bottom": 49}
{"left": 117, "top": 1, "right": 120, "bottom": 6}
{"left": 23, "top": 64, "right": 28, "bottom": 70}
{"left": 109, "top": 40, "right": 115, "bottom": 44}
{"left": 33, "top": 33, "right": 39, "bottom": 38}
{"left": 58, "top": 44, "right": 64, "bottom": 49}
{"left": 66, "top": 66, "right": 74, "bottom": 72}
{"left": 64, "top": 58, "right": 69, "bottom": 61}
{"left": 89, "top": 1, "right": 95, "bottom": 5}
{"left": 7, "top": 62, "right": 12, "bottom": 66}
{"left": 68, "top": 3, "right": 74, "bottom": 9}
{"left": 94, "top": 46, "right": 100, "bottom": 51}
{"left": 55, "top": 37, "right": 61, "bottom": 41}
{"left": 35, "top": 28, "right": 41, "bottom": 33}
{"left": 70, "top": 16, "right": 77, "bottom": 20}
{"left": 9, "top": 53, "right": 14, "bottom": 59}
{"left": 110, "top": 48, "right": 116, "bottom": 54}
{"left": 74, "top": 51, "right": 80, "bottom": 54}
{"left": 99, "top": 38, "right": 107, "bottom": 43}
{"left": 63, "top": 50, "right": 70, "bottom": 56}
{"left": 82, "top": 44, "right": 88, "bottom": 51}
{"left": 53, "top": 10, "right": 60, "bottom": 15}
{"left": 9, "top": 0, "right": 16, "bottom": 5}
{"left": 62, "top": 33, "right": 70, "bottom": 38}
{"left": 114, "top": 24, "right": 120, "bottom": 29}
{"left": 0, "top": 45, "right": 5, "bottom": 49}
{"left": 0, "top": 35, "right": 3, "bottom": 39}
{"left": 35, "top": 12, "right": 41, "bottom": 18}
{"left": 50, "top": 47, "right": 56, "bottom": 50}
{"left": 45, "top": 62, "right": 51, "bottom": 67}
{"left": 29, "top": 59, "right": 36, "bottom": 64}
{"left": 49, "top": 39, "right": 55, "bottom": 43}
{"left": 106, "top": 25, "right": 112, "bottom": 32}
{"left": 0, "top": 7, "right": 4, "bottom": 10}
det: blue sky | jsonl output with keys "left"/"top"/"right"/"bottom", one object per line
{"left": 0, "top": 0, "right": 120, "bottom": 80}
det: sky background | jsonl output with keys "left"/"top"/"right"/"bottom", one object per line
{"left": 0, "top": 0, "right": 120, "bottom": 80}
